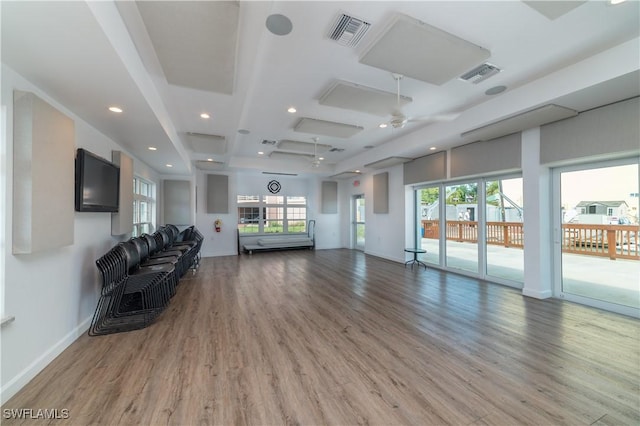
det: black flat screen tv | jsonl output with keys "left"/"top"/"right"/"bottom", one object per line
{"left": 75, "top": 148, "right": 120, "bottom": 212}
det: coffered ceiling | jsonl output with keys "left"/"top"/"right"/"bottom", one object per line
{"left": 2, "top": 1, "right": 639, "bottom": 177}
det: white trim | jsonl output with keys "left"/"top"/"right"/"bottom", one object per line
{"left": 522, "top": 288, "right": 553, "bottom": 299}
{"left": 1, "top": 105, "right": 6, "bottom": 319}
{"left": 365, "top": 250, "right": 404, "bottom": 264}
{"left": 552, "top": 156, "right": 640, "bottom": 316}
{"left": 0, "top": 316, "right": 92, "bottom": 404}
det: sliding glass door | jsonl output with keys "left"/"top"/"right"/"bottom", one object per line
{"left": 445, "top": 182, "right": 479, "bottom": 274}
{"left": 416, "top": 186, "right": 440, "bottom": 264}
{"left": 353, "top": 194, "right": 365, "bottom": 251}
{"left": 485, "top": 177, "right": 524, "bottom": 283}
{"left": 555, "top": 159, "right": 639, "bottom": 311}
{"left": 415, "top": 175, "right": 524, "bottom": 287}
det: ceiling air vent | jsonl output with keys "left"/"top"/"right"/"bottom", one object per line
{"left": 328, "top": 13, "right": 371, "bottom": 47}
{"left": 261, "top": 139, "right": 277, "bottom": 145}
{"left": 460, "top": 63, "right": 501, "bottom": 84}
{"left": 329, "top": 147, "right": 345, "bottom": 152}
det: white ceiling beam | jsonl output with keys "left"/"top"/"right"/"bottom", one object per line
{"left": 336, "top": 36, "right": 640, "bottom": 174}
{"left": 86, "top": 0, "right": 192, "bottom": 174}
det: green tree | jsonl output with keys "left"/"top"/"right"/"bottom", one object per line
{"left": 446, "top": 184, "right": 477, "bottom": 205}
{"left": 486, "top": 181, "right": 500, "bottom": 206}
{"left": 420, "top": 188, "right": 439, "bottom": 204}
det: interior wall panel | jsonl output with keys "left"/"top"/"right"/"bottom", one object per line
{"left": 450, "top": 133, "right": 522, "bottom": 178}
{"left": 373, "top": 172, "right": 389, "bottom": 214}
{"left": 540, "top": 97, "right": 640, "bottom": 164}
{"left": 207, "top": 174, "right": 229, "bottom": 214}
{"left": 163, "top": 180, "right": 192, "bottom": 225}
{"left": 403, "top": 151, "right": 446, "bottom": 185}
{"left": 12, "top": 90, "right": 74, "bottom": 254}
{"left": 111, "top": 151, "right": 133, "bottom": 235}
{"left": 321, "top": 181, "right": 338, "bottom": 214}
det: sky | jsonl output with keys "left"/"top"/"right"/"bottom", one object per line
{"left": 561, "top": 163, "right": 639, "bottom": 214}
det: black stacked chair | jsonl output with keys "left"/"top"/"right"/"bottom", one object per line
{"left": 141, "top": 233, "right": 186, "bottom": 277}
{"left": 89, "top": 245, "right": 164, "bottom": 336}
{"left": 188, "top": 227, "right": 204, "bottom": 270}
{"left": 167, "top": 224, "right": 197, "bottom": 247}
{"left": 89, "top": 224, "right": 205, "bottom": 336}
{"left": 161, "top": 225, "right": 203, "bottom": 272}
{"left": 119, "top": 241, "right": 174, "bottom": 308}
{"left": 129, "top": 237, "right": 179, "bottom": 298}
{"left": 155, "top": 228, "right": 194, "bottom": 273}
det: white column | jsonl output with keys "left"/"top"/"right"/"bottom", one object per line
{"left": 522, "top": 127, "right": 553, "bottom": 299}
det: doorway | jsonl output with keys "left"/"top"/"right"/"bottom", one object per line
{"left": 353, "top": 194, "right": 365, "bottom": 251}
{"left": 445, "top": 182, "right": 479, "bottom": 274}
{"left": 554, "top": 159, "right": 640, "bottom": 313}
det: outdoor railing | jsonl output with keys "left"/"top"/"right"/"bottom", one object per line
{"left": 421, "top": 220, "right": 639, "bottom": 260}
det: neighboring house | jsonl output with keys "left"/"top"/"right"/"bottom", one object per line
{"left": 575, "top": 200, "right": 629, "bottom": 217}
{"left": 573, "top": 200, "right": 630, "bottom": 224}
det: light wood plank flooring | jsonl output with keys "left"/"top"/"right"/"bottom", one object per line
{"left": 3, "top": 249, "right": 639, "bottom": 425}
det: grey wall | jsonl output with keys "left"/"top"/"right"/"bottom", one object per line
{"left": 12, "top": 90, "right": 74, "bottom": 254}
{"left": 373, "top": 172, "right": 389, "bottom": 214}
{"left": 111, "top": 151, "right": 133, "bottom": 235}
{"left": 321, "top": 181, "right": 338, "bottom": 214}
{"left": 206, "top": 174, "right": 229, "bottom": 214}
{"left": 163, "top": 179, "right": 192, "bottom": 225}
{"left": 450, "top": 133, "right": 522, "bottom": 178}
{"left": 541, "top": 97, "right": 639, "bottom": 164}
{"left": 403, "top": 151, "right": 447, "bottom": 185}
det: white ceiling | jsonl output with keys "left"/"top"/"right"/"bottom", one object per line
{"left": 2, "top": 1, "right": 639, "bottom": 177}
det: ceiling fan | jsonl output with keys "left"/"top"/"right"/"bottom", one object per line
{"left": 386, "top": 73, "right": 459, "bottom": 129}
{"left": 310, "top": 137, "right": 322, "bottom": 168}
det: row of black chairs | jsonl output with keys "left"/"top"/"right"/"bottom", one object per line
{"left": 88, "top": 225, "right": 203, "bottom": 336}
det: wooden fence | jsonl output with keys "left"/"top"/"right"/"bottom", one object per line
{"left": 421, "top": 220, "right": 639, "bottom": 260}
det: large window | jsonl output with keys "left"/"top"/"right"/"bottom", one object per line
{"left": 237, "top": 195, "right": 307, "bottom": 234}
{"left": 445, "top": 182, "right": 479, "bottom": 274}
{"left": 133, "top": 177, "right": 155, "bottom": 237}
{"left": 555, "top": 160, "right": 639, "bottom": 312}
{"left": 416, "top": 186, "right": 440, "bottom": 264}
{"left": 415, "top": 175, "right": 524, "bottom": 287}
{"left": 485, "top": 177, "right": 524, "bottom": 283}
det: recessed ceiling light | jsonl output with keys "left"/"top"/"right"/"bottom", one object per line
{"left": 238, "top": 129, "right": 250, "bottom": 135}
{"left": 430, "top": 146, "right": 437, "bottom": 151}
{"left": 200, "top": 113, "right": 210, "bottom": 119}
{"left": 355, "top": 170, "right": 360, "bottom": 173}
{"left": 166, "top": 164, "right": 173, "bottom": 168}
{"left": 610, "top": 0, "right": 627, "bottom": 4}
{"left": 266, "top": 14, "right": 293, "bottom": 36}
{"left": 207, "top": 158, "right": 213, "bottom": 162}
{"left": 108, "top": 106, "right": 123, "bottom": 113}
{"left": 258, "top": 151, "right": 264, "bottom": 155}
{"left": 379, "top": 123, "right": 388, "bottom": 128}
{"left": 319, "top": 157, "right": 324, "bottom": 161}
{"left": 287, "top": 107, "right": 297, "bottom": 113}
{"left": 148, "top": 146, "right": 157, "bottom": 151}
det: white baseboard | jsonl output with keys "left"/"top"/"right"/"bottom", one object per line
{"left": 522, "top": 288, "right": 553, "bottom": 299}
{"left": 0, "top": 316, "right": 92, "bottom": 404}
{"left": 201, "top": 250, "right": 237, "bottom": 258}
{"left": 364, "top": 250, "right": 404, "bottom": 264}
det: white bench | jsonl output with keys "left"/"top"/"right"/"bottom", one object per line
{"left": 239, "top": 220, "right": 316, "bottom": 254}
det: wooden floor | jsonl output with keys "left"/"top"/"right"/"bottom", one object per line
{"left": 3, "top": 249, "right": 639, "bottom": 425}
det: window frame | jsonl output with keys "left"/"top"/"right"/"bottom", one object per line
{"left": 133, "top": 176, "right": 156, "bottom": 237}
{"left": 237, "top": 194, "right": 307, "bottom": 234}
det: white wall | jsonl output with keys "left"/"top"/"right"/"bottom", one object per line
{"left": 338, "top": 165, "right": 406, "bottom": 263}
{"left": 0, "top": 65, "right": 160, "bottom": 403}
{"left": 195, "top": 171, "right": 342, "bottom": 257}
{"left": 196, "top": 170, "right": 235, "bottom": 257}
